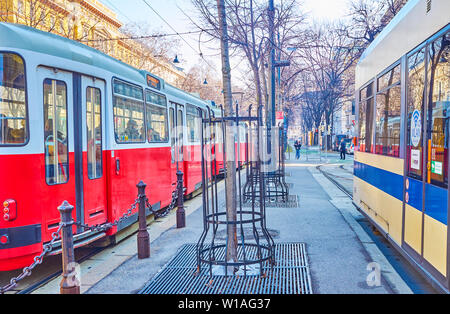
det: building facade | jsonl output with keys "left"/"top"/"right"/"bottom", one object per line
{"left": 0, "top": 0, "right": 186, "bottom": 86}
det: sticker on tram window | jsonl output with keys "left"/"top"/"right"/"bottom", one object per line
{"left": 431, "top": 161, "right": 443, "bottom": 175}
{"left": 411, "top": 149, "right": 421, "bottom": 170}
{"left": 410, "top": 109, "right": 421, "bottom": 147}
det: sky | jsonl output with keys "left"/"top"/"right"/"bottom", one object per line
{"left": 99, "top": 0, "right": 350, "bottom": 76}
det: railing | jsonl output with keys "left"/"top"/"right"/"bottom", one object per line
{"left": 0, "top": 172, "right": 185, "bottom": 294}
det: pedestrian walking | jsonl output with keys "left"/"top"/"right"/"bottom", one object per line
{"left": 340, "top": 139, "right": 346, "bottom": 160}
{"left": 294, "top": 140, "right": 302, "bottom": 160}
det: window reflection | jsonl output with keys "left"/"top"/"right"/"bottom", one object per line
{"left": 375, "top": 65, "right": 401, "bottom": 157}
{"left": 186, "top": 104, "right": 201, "bottom": 142}
{"left": 43, "top": 79, "right": 68, "bottom": 185}
{"left": 146, "top": 91, "right": 168, "bottom": 143}
{"left": 359, "top": 83, "right": 374, "bottom": 152}
{"left": 86, "top": 87, "right": 102, "bottom": 179}
{"left": 407, "top": 48, "right": 426, "bottom": 180}
{"left": 426, "top": 33, "right": 449, "bottom": 188}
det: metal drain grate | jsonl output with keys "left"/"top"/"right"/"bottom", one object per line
{"left": 214, "top": 228, "right": 280, "bottom": 241}
{"left": 139, "top": 243, "right": 312, "bottom": 294}
{"left": 241, "top": 195, "right": 299, "bottom": 208}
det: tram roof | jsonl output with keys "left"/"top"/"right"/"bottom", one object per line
{"left": 0, "top": 22, "right": 218, "bottom": 109}
{"left": 0, "top": 22, "right": 145, "bottom": 84}
{"left": 355, "top": 0, "right": 450, "bottom": 89}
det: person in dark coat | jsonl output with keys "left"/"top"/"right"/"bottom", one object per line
{"left": 294, "top": 140, "right": 302, "bottom": 159}
{"left": 340, "top": 139, "right": 346, "bottom": 160}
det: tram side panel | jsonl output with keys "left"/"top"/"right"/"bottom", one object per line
{"left": 106, "top": 146, "right": 173, "bottom": 235}
{"left": 353, "top": 152, "right": 405, "bottom": 245}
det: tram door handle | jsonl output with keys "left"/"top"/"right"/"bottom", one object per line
{"left": 115, "top": 158, "right": 120, "bottom": 175}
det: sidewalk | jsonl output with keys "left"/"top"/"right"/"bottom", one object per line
{"left": 35, "top": 154, "right": 411, "bottom": 294}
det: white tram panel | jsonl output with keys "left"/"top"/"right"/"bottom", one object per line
{"left": 356, "top": 0, "right": 450, "bottom": 89}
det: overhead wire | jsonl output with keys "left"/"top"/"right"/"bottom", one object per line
{"left": 78, "top": 29, "right": 210, "bottom": 42}
{"left": 141, "top": 0, "right": 217, "bottom": 71}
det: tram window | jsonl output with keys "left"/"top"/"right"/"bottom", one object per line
{"left": 43, "top": 79, "right": 69, "bottom": 185}
{"left": 186, "top": 104, "right": 201, "bottom": 142}
{"left": 375, "top": 65, "right": 401, "bottom": 157}
{"left": 86, "top": 87, "right": 102, "bottom": 179}
{"left": 113, "top": 79, "right": 145, "bottom": 143}
{"left": 0, "top": 53, "right": 27, "bottom": 145}
{"left": 377, "top": 65, "right": 401, "bottom": 92}
{"left": 358, "top": 83, "right": 374, "bottom": 153}
{"left": 407, "top": 48, "right": 426, "bottom": 180}
{"left": 169, "top": 107, "right": 175, "bottom": 163}
{"left": 177, "top": 109, "right": 184, "bottom": 161}
{"left": 146, "top": 91, "right": 168, "bottom": 143}
{"left": 425, "top": 32, "right": 449, "bottom": 188}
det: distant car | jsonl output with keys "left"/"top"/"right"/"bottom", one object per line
{"left": 346, "top": 142, "right": 354, "bottom": 155}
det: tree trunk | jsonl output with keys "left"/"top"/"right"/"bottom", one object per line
{"left": 217, "top": 0, "right": 238, "bottom": 266}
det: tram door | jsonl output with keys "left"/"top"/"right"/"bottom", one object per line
{"left": 80, "top": 76, "right": 107, "bottom": 228}
{"left": 38, "top": 67, "right": 107, "bottom": 240}
{"left": 169, "top": 103, "right": 177, "bottom": 187}
{"left": 403, "top": 37, "right": 449, "bottom": 279}
{"left": 38, "top": 67, "right": 76, "bottom": 240}
{"left": 169, "top": 102, "right": 185, "bottom": 188}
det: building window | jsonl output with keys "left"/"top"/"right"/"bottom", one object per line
{"left": 375, "top": 64, "right": 401, "bottom": 157}
{"left": 358, "top": 82, "right": 374, "bottom": 153}
{"left": 17, "top": 0, "right": 23, "bottom": 15}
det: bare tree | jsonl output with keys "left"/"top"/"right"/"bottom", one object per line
{"left": 342, "top": 0, "right": 407, "bottom": 49}
{"left": 180, "top": 62, "right": 223, "bottom": 104}
{"left": 296, "top": 23, "right": 359, "bottom": 134}
{"left": 120, "top": 23, "right": 180, "bottom": 73}
{"left": 191, "top": 0, "right": 306, "bottom": 114}
{"left": 215, "top": 0, "right": 239, "bottom": 267}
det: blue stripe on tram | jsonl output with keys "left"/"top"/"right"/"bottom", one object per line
{"left": 354, "top": 161, "right": 448, "bottom": 226}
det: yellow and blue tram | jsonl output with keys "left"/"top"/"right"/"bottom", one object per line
{"left": 354, "top": 0, "right": 450, "bottom": 291}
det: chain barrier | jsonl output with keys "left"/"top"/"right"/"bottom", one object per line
{"left": 0, "top": 185, "right": 182, "bottom": 294}
{"left": 75, "top": 198, "right": 139, "bottom": 233}
{"left": 148, "top": 189, "right": 178, "bottom": 219}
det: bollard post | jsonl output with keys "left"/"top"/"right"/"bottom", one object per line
{"left": 176, "top": 170, "right": 185, "bottom": 228}
{"left": 58, "top": 201, "right": 80, "bottom": 294}
{"left": 137, "top": 181, "right": 150, "bottom": 259}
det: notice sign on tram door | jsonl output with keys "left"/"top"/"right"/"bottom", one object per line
{"left": 410, "top": 109, "right": 421, "bottom": 170}
{"left": 431, "top": 161, "right": 443, "bottom": 175}
{"left": 411, "top": 150, "right": 421, "bottom": 170}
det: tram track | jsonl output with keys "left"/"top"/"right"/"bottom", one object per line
{"left": 316, "top": 165, "right": 353, "bottom": 199}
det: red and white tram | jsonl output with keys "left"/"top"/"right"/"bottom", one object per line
{"left": 0, "top": 23, "right": 229, "bottom": 271}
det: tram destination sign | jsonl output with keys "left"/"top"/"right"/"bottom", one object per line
{"left": 147, "top": 74, "right": 161, "bottom": 90}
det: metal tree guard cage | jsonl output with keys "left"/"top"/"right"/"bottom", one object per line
{"left": 243, "top": 117, "right": 289, "bottom": 204}
{"left": 265, "top": 124, "right": 289, "bottom": 202}
{"left": 196, "top": 104, "right": 275, "bottom": 277}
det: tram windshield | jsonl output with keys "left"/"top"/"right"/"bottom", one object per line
{"left": 0, "top": 53, "right": 27, "bottom": 145}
